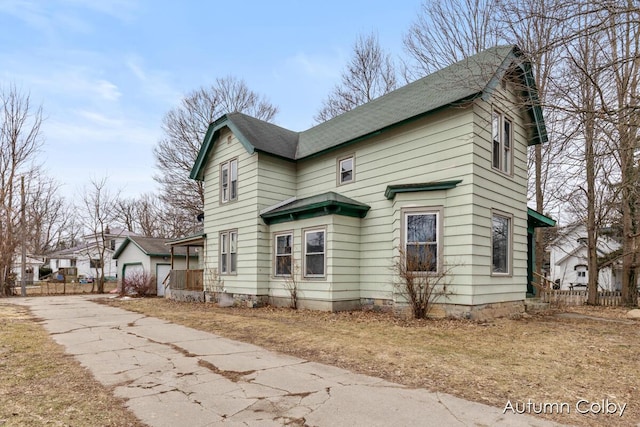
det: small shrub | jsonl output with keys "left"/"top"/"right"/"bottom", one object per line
{"left": 122, "top": 270, "right": 155, "bottom": 297}
{"left": 283, "top": 260, "right": 300, "bottom": 309}
{"left": 392, "top": 247, "right": 455, "bottom": 319}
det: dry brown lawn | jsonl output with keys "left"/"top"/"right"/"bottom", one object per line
{"left": 0, "top": 302, "right": 144, "bottom": 427}
{"left": 2, "top": 295, "right": 637, "bottom": 427}
{"left": 100, "top": 298, "right": 640, "bottom": 427}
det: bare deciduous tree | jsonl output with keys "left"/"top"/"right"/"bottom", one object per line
{"left": 25, "top": 173, "right": 71, "bottom": 255}
{"left": 113, "top": 192, "right": 189, "bottom": 238}
{"left": 0, "top": 85, "right": 43, "bottom": 296}
{"left": 602, "top": 1, "right": 640, "bottom": 306}
{"left": 500, "top": 0, "right": 567, "bottom": 279}
{"left": 154, "top": 76, "right": 278, "bottom": 235}
{"left": 547, "top": 1, "right": 639, "bottom": 305}
{"left": 403, "top": 0, "right": 504, "bottom": 80}
{"left": 77, "top": 177, "right": 120, "bottom": 293}
{"left": 315, "top": 32, "right": 397, "bottom": 122}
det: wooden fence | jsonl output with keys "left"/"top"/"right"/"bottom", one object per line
{"left": 13, "top": 281, "right": 118, "bottom": 295}
{"left": 541, "top": 290, "right": 623, "bottom": 306}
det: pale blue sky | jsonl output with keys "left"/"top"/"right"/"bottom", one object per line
{"left": 0, "top": 0, "right": 421, "bottom": 200}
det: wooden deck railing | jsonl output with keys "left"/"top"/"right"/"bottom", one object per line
{"left": 531, "top": 271, "right": 555, "bottom": 298}
{"left": 169, "top": 269, "right": 203, "bottom": 291}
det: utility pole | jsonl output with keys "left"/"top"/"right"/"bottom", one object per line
{"left": 20, "top": 175, "right": 26, "bottom": 297}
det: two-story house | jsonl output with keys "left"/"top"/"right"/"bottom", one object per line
{"left": 548, "top": 223, "right": 622, "bottom": 291}
{"left": 188, "top": 45, "right": 551, "bottom": 318}
{"left": 47, "top": 227, "right": 138, "bottom": 281}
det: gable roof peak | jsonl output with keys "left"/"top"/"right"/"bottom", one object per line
{"left": 191, "top": 45, "right": 545, "bottom": 179}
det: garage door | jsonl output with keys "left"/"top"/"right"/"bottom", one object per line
{"left": 156, "top": 264, "right": 171, "bottom": 296}
{"left": 123, "top": 264, "right": 144, "bottom": 294}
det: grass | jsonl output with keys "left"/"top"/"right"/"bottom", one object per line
{"left": 0, "top": 303, "right": 144, "bottom": 427}
{"left": 100, "top": 298, "right": 640, "bottom": 427}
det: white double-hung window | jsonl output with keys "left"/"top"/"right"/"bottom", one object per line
{"left": 220, "top": 230, "right": 237, "bottom": 274}
{"left": 492, "top": 110, "right": 512, "bottom": 174}
{"left": 304, "top": 229, "right": 325, "bottom": 278}
{"left": 404, "top": 210, "right": 440, "bottom": 273}
{"left": 275, "top": 233, "right": 293, "bottom": 276}
{"left": 220, "top": 159, "right": 238, "bottom": 203}
{"left": 338, "top": 155, "right": 354, "bottom": 185}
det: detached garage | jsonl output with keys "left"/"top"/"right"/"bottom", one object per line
{"left": 113, "top": 236, "right": 199, "bottom": 296}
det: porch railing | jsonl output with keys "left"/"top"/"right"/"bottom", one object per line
{"left": 169, "top": 269, "right": 203, "bottom": 291}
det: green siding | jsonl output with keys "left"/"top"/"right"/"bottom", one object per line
{"left": 198, "top": 69, "right": 536, "bottom": 309}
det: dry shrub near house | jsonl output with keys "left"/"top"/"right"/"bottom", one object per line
{"left": 123, "top": 270, "right": 155, "bottom": 297}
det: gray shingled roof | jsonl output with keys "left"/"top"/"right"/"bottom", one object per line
{"left": 297, "top": 45, "right": 515, "bottom": 158}
{"left": 113, "top": 236, "right": 197, "bottom": 259}
{"left": 264, "top": 191, "right": 370, "bottom": 214}
{"left": 225, "top": 112, "right": 299, "bottom": 159}
{"left": 192, "top": 45, "right": 544, "bottom": 180}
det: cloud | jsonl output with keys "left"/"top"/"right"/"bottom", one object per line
{"left": 60, "top": 0, "right": 139, "bottom": 22}
{"left": 125, "top": 55, "right": 183, "bottom": 105}
{"left": 0, "top": 0, "right": 139, "bottom": 32}
{"left": 95, "top": 79, "right": 122, "bottom": 101}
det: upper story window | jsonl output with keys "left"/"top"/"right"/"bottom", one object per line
{"left": 338, "top": 155, "right": 354, "bottom": 185}
{"left": 492, "top": 110, "right": 512, "bottom": 175}
{"left": 220, "top": 159, "right": 238, "bottom": 203}
{"left": 404, "top": 209, "right": 440, "bottom": 273}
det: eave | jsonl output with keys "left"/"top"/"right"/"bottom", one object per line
{"left": 384, "top": 180, "right": 463, "bottom": 200}
{"left": 261, "top": 194, "right": 370, "bottom": 225}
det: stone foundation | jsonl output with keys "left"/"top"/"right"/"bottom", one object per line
{"left": 169, "top": 289, "right": 205, "bottom": 303}
{"left": 269, "top": 295, "right": 361, "bottom": 311}
{"left": 174, "top": 287, "right": 525, "bottom": 320}
{"left": 443, "top": 300, "right": 525, "bottom": 321}
{"left": 363, "top": 298, "right": 525, "bottom": 320}
{"left": 360, "top": 298, "right": 395, "bottom": 313}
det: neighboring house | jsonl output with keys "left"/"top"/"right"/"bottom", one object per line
{"left": 47, "top": 227, "right": 137, "bottom": 281}
{"left": 11, "top": 255, "right": 44, "bottom": 284}
{"left": 548, "top": 224, "right": 622, "bottom": 291}
{"left": 189, "top": 45, "right": 552, "bottom": 318}
{"left": 113, "top": 236, "right": 200, "bottom": 296}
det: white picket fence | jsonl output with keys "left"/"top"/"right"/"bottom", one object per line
{"left": 541, "top": 290, "right": 623, "bottom": 306}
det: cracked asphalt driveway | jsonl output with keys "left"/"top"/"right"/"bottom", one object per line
{"left": 13, "top": 296, "right": 562, "bottom": 427}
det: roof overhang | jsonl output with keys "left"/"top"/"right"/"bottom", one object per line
{"left": 190, "top": 115, "right": 258, "bottom": 181}
{"left": 168, "top": 233, "right": 207, "bottom": 247}
{"left": 261, "top": 193, "right": 370, "bottom": 225}
{"left": 527, "top": 208, "right": 556, "bottom": 234}
{"left": 385, "top": 180, "right": 462, "bottom": 200}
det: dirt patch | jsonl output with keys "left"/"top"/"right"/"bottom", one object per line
{"left": 98, "top": 298, "right": 640, "bottom": 427}
{"left": 0, "top": 303, "right": 144, "bottom": 426}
